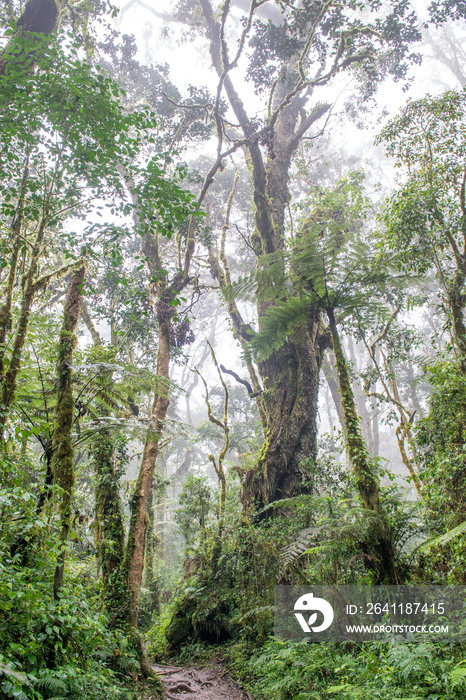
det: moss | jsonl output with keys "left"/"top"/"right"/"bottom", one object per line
{"left": 93, "top": 431, "right": 127, "bottom": 619}
{"left": 51, "top": 267, "right": 85, "bottom": 598}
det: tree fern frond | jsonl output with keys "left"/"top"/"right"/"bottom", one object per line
{"left": 280, "top": 528, "right": 322, "bottom": 564}
{"left": 251, "top": 295, "right": 311, "bottom": 361}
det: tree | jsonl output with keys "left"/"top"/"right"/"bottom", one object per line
{"left": 377, "top": 89, "right": 466, "bottom": 372}
{"left": 178, "top": 0, "right": 422, "bottom": 509}
{"left": 247, "top": 171, "right": 400, "bottom": 580}
{"left": 51, "top": 266, "right": 85, "bottom": 599}
{"left": 0, "top": 31, "right": 178, "bottom": 442}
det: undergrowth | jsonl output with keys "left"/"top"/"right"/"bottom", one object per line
{"left": 225, "top": 637, "right": 466, "bottom": 700}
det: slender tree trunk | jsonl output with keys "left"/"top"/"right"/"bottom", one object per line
{"left": 123, "top": 317, "right": 170, "bottom": 627}
{"left": 327, "top": 308, "right": 398, "bottom": 584}
{"left": 0, "top": 217, "right": 49, "bottom": 442}
{"left": 0, "top": 239, "right": 22, "bottom": 383}
{"left": 143, "top": 480, "right": 161, "bottom": 620}
{"left": 80, "top": 299, "right": 128, "bottom": 616}
{"left": 322, "top": 352, "right": 343, "bottom": 424}
{"left": 328, "top": 310, "right": 380, "bottom": 512}
{"left": 347, "top": 336, "right": 377, "bottom": 457}
{"left": 448, "top": 271, "right": 466, "bottom": 372}
{"left": 51, "top": 266, "right": 85, "bottom": 598}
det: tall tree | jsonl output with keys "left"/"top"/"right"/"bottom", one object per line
{"left": 377, "top": 89, "right": 466, "bottom": 372}
{"left": 177, "top": 0, "right": 423, "bottom": 508}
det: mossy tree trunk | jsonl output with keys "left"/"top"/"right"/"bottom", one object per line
{"left": 81, "top": 302, "right": 128, "bottom": 619}
{"left": 0, "top": 161, "right": 29, "bottom": 386}
{"left": 142, "top": 479, "right": 161, "bottom": 621}
{"left": 93, "top": 431, "right": 127, "bottom": 618}
{"left": 200, "top": 0, "right": 331, "bottom": 509}
{"left": 51, "top": 265, "right": 85, "bottom": 598}
{"left": 448, "top": 269, "right": 466, "bottom": 373}
{"left": 327, "top": 307, "right": 398, "bottom": 584}
{"left": 0, "top": 205, "right": 81, "bottom": 442}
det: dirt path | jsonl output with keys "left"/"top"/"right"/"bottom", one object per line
{"left": 152, "top": 663, "right": 252, "bottom": 700}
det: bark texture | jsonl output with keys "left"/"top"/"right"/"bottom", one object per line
{"left": 51, "top": 266, "right": 85, "bottom": 598}
{"left": 93, "top": 431, "right": 126, "bottom": 616}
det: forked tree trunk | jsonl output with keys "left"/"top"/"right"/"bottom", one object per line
{"left": 199, "top": 0, "right": 331, "bottom": 509}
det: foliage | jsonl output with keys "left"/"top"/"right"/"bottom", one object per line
{"left": 0, "top": 456, "right": 142, "bottom": 700}
{"left": 413, "top": 356, "right": 466, "bottom": 582}
{"left": 174, "top": 473, "right": 215, "bottom": 544}
{"left": 233, "top": 172, "right": 399, "bottom": 363}
{"left": 377, "top": 89, "right": 466, "bottom": 273}
{"left": 226, "top": 636, "right": 466, "bottom": 700}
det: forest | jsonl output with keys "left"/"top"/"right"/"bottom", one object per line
{"left": 2, "top": 0, "right": 466, "bottom": 697}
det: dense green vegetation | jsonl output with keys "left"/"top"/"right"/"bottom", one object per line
{"left": 3, "top": 1, "right": 466, "bottom": 699}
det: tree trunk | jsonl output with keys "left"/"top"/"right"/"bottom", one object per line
{"left": 0, "top": 217, "right": 48, "bottom": 442}
{"left": 448, "top": 271, "right": 466, "bottom": 372}
{"left": 327, "top": 308, "right": 398, "bottom": 584}
{"left": 347, "top": 336, "right": 377, "bottom": 458}
{"left": 122, "top": 316, "right": 170, "bottom": 627}
{"left": 243, "top": 329, "right": 324, "bottom": 508}
{"left": 51, "top": 266, "right": 85, "bottom": 598}
{"left": 328, "top": 310, "right": 380, "bottom": 512}
{"left": 199, "top": 0, "right": 331, "bottom": 509}
{"left": 143, "top": 480, "right": 161, "bottom": 620}
{"left": 93, "top": 431, "right": 127, "bottom": 618}
{"left": 322, "top": 352, "right": 343, "bottom": 424}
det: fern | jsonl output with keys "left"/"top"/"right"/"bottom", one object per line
{"left": 450, "top": 660, "right": 466, "bottom": 688}
{"left": 386, "top": 643, "right": 433, "bottom": 681}
{"left": 415, "top": 519, "right": 466, "bottom": 554}
{"left": 236, "top": 605, "right": 275, "bottom": 623}
{"left": 280, "top": 528, "right": 323, "bottom": 564}
{"left": 33, "top": 675, "right": 68, "bottom": 692}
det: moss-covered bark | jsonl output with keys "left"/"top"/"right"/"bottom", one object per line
{"left": 142, "top": 482, "right": 161, "bottom": 622}
{"left": 93, "top": 431, "right": 127, "bottom": 618}
{"left": 328, "top": 308, "right": 380, "bottom": 512}
{"left": 327, "top": 307, "right": 398, "bottom": 583}
{"left": 0, "top": 213, "right": 49, "bottom": 442}
{"left": 449, "top": 271, "right": 466, "bottom": 373}
{"left": 51, "top": 266, "right": 85, "bottom": 598}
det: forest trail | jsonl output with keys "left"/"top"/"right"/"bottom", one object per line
{"left": 152, "top": 663, "right": 252, "bottom": 700}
